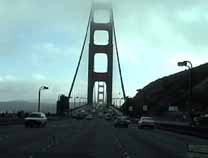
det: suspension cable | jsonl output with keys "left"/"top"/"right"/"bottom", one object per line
{"left": 68, "top": 8, "right": 92, "bottom": 99}
{"left": 112, "top": 11, "right": 126, "bottom": 100}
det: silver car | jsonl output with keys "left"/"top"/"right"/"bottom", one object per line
{"left": 24, "top": 112, "right": 47, "bottom": 128}
{"left": 138, "top": 116, "right": 155, "bottom": 129}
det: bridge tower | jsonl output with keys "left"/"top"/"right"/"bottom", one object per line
{"left": 97, "top": 82, "right": 105, "bottom": 105}
{"left": 87, "top": 3, "right": 113, "bottom": 106}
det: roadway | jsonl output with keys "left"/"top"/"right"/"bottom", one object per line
{"left": 0, "top": 118, "right": 208, "bottom": 158}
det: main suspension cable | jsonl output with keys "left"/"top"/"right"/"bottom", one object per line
{"left": 68, "top": 8, "right": 92, "bottom": 99}
{"left": 112, "top": 11, "right": 126, "bottom": 100}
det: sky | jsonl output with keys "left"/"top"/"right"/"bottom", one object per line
{"left": 0, "top": 0, "right": 208, "bottom": 102}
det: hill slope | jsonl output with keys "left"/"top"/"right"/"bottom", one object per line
{"left": 127, "top": 63, "right": 208, "bottom": 114}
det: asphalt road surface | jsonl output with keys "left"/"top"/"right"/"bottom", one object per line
{"left": 0, "top": 118, "right": 208, "bottom": 158}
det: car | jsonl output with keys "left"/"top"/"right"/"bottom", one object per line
{"left": 105, "top": 113, "right": 112, "bottom": 121}
{"left": 86, "top": 114, "right": 94, "bottom": 120}
{"left": 130, "top": 118, "right": 139, "bottom": 124}
{"left": 24, "top": 112, "right": 47, "bottom": 128}
{"left": 98, "top": 112, "right": 103, "bottom": 118}
{"left": 193, "top": 115, "right": 208, "bottom": 127}
{"left": 92, "top": 109, "right": 96, "bottom": 113}
{"left": 138, "top": 116, "right": 155, "bottom": 129}
{"left": 114, "top": 116, "right": 130, "bottom": 128}
{"left": 72, "top": 112, "right": 86, "bottom": 120}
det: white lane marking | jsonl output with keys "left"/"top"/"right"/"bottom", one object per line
{"left": 131, "top": 126, "right": 138, "bottom": 129}
{"left": 0, "top": 135, "right": 8, "bottom": 141}
{"left": 41, "top": 135, "right": 57, "bottom": 152}
{"left": 50, "top": 124, "right": 69, "bottom": 128}
{"left": 123, "top": 151, "right": 131, "bottom": 158}
{"left": 115, "top": 136, "right": 131, "bottom": 158}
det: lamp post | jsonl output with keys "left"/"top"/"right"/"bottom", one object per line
{"left": 177, "top": 60, "right": 193, "bottom": 110}
{"left": 68, "top": 96, "right": 72, "bottom": 115}
{"left": 136, "top": 89, "right": 144, "bottom": 114}
{"left": 38, "top": 86, "right": 49, "bottom": 112}
{"left": 120, "top": 97, "right": 123, "bottom": 107}
{"left": 79, "top": 97, "right": 81, "bottom": 107}
{"left": 74, "top": 96, "right": 79, "bottom": 108}
{"left": 73, "top": 97, "right": 76, "bottom": 108}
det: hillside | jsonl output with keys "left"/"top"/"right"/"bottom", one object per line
{"left": 126, "top": 63, "right": 208, "bottom": 114}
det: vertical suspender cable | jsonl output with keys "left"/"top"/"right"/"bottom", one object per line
{"left": 112, "top": 11, "right": 126, "bottom": 100}
{"left": 68, "top": 8, "right": 92, "bottom": 100}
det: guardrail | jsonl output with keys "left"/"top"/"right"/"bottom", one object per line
{"left": 0, "top": 115, "right": 69, "bottom": 126}
{"left": 156, "top": 122, "right": 208, "bottom": 139}
{"left": 109, "top": 105, "right": 123, "bottom": 115}
{"left": 188, "top": 144, "right": 208, "bottom": 158}
{"left": 70, "top": 104, "right": 88, "bottom": 111}
{"left": 0, "top": 118, "right": 24, "bottom": 126}
{"left": 0, "top": 105, "right": 88, "bottom": 126}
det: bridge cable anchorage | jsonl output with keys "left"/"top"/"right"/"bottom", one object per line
{"left": 68, "top": 8, "right": 92, "bottom": 101}
{"left": 112, "top": 10, "right": 126, "bottom": 101}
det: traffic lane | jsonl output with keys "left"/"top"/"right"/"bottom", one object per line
{"left": 128, "top": 124, "right": 208, "bottom": 146}
{"left": 3, "top": 117, "right": 207, "bottom": 158}
{"left": 116, "top": 127, "right": 186, "bottom": 158}
{"left": 0, "top": 119, "right": 124, "bottom": 158}
{"left": 0, "top": 118, "right": 71, "bottom": 136}
{"left": 43, "top": 119, "right": 123, "bottom": 158}
{"left": 106, "top": 121, "right": 177, "bottom": 158}
{"left": 88, "top": 119, "right": 123, "bottom": 158}
{"left": 0, "top": 118, "right": 83, "bottom": 137}
{"left": 0, "top": 119, "right": 73, "bottom": 145}
{"left": 112, "top": 123, "right": 208, "bottom": 158}
{"left": 0, "top": 118, "right": 88, "bottom": 157}
{"left": 148, "top": 127, "right": 208, "bottom": 145}
{"left": 18, "top": 119, "right": 98, "bottom": 158}
{"left": 18, "top": 118, "right": 123, "bottom": 158}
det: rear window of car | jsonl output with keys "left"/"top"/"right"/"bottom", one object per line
{"left": 29, "top": 113, "right": 42, "bottom": 118}
{"left": 141, "top": 117, "right": 153, "bottom": 121}
{"left": 117, "top": 116, "right": 127, "bottom": 120}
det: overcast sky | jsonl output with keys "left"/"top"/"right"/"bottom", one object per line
{"left": 0, "top": 0, "right": 208, "bottom": 102}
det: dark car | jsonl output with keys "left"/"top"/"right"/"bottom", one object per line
{"left": 193, "top": 115, "right": 208, "bottom": 127}
{"left": 105, "top": 113, "right": 113, "bottom": 121}
{"left": 114, "top": 116, "right": 130, "bottom": 128}
{"left": 72, "top": 112, "right": 86, "bottom": 120}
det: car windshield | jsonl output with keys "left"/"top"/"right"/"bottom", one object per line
{"left": 29, "top": 113, "right": 42, "bottom": 118}
{"left": 142, "top": 117, "right": 153, "bottom": 121}
{"left": 118, "top": 116, "right": 127, "bottom": 120}
{"left": 0, "top": 1, "right": 208, "bottom": 158}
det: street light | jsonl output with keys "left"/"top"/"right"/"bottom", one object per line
{"left": 177, "top": 60, "right": 193, "bottom": 110}
{"left": 80, "top": 97, "right": 87, "bottom": 105}
{"left": 68, "top": 96, "right": 72, "bottom": 112}
{"left": 136, "top": 89, "right": 145, "bottom": 113}
{"left": 74, "top": 96, "right": 79, "bottom": 108}
{"left": 78, "top": 97, "right": 81, "bottom": 107}
{"left": 38, "top": 86, "right": 49, "bottom": 112}
{"left": 73, "top": 97, "right": 76, "bottom": 108}
{"left": 120, "top": 97, "right": 123, "bottom": 107}
{"left": 177, "top": 61, "right": 193, "bottom": 68}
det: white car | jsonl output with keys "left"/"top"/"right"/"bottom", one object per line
{"left": 24, "top": 112, "right": 47, "bottom": 128}
{"left": 86, "top": 114, "right": 94, "bottom": 120}
{"left": 138, "top": 116, "right": 155, "bottom": 129}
